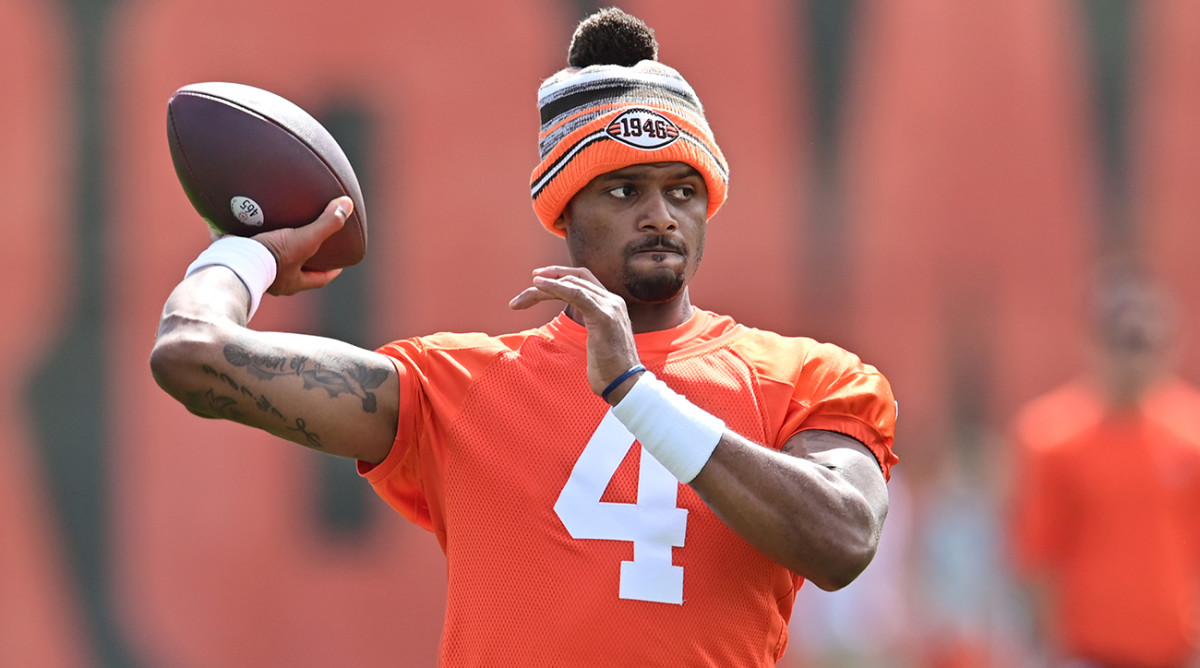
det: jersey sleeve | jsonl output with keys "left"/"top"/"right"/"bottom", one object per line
{"left": 356, "top": 337, "right": 434, "bottom": 531}
{"left": 766, "top": 339, "right": 898, "bottom": 480}
{"left": 357, "top": 332, "right": 516, "bottom": 533}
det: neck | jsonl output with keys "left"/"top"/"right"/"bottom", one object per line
{"left": 1088, "top": 370, "right": 1159, "bottom": 415}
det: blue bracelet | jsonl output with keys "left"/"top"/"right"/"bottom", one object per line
{"left": 601, "top": 364, "right": 646, "bottom": 401}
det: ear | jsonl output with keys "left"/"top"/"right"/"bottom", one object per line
{"left": 553, "top": 213, "right": 569, "bottom": 235}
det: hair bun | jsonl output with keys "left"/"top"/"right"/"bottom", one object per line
{"left": 567, "top": 8, "right": 658, "bottom": 68}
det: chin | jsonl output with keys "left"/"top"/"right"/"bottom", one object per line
{"left": 625, "top": 273, "right": 686, "bottom": 303}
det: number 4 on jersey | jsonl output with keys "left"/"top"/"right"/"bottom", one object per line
{"left": 554, "top": 412, "right": 688, "bottom": 605}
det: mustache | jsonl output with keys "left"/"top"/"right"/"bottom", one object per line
{"left": 625, "top": 235, "right": 687, "bottom": 256}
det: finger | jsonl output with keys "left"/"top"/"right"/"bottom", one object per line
{"left": 509, "top": 284, "right": 564, "bottom": 310}
{"left": 511, "top": 268, "right": 615, "bottom": 313}
{"left": 530, "top": 265, "right": 576, "bottom": 277}
{"left": 520, "top": 276, "right": 624, "bottom": 325}
{"left": 509, "top": 275, "right": 604, "bottom": 310}
{"left": 532, "top": 274, "right": 611, "bottom": 306}
{"left": 531, "top": 265, "right": 601, "bottom": 284}
{"left": 294, "top": 267, "right": 344, "bottom": 291}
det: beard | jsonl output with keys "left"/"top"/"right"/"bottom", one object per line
{"left": 624, "top": 269, "right": 686, "bottom": 303}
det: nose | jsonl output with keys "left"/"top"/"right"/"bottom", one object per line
{"left": 638, "top": 191, "right": 678, "bottom": 233}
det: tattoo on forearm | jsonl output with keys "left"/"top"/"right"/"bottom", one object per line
{"left": 289, "top": 418, "right": 323, "bottom": 449}
{"left": 185, "top": 387, "right": 243, "bottom": 421}
{"left": 197, "top": 364, "right": 320, "bottom": 448}
{"left": 223, "top": 344, "right": 387, "bottom": 412}
{"left": 201, "top": 364, "right": 285, "bottom": 420}
{"left": 189, "top": 344, "right": 389, "bottom": 450}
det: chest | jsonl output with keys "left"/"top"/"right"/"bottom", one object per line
{"left": 418, "top": 353, "right": 782, "bottom": 604}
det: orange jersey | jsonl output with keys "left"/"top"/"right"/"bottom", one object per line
{"left": 1009, "top": 377, "right": 1200, "bottom": 666}
{"left": 360, "top": 309, "right": 897, "bottom": 666}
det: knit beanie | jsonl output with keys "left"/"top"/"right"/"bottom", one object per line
{"left": 530, "top": 8, "right": 729, "bottom": 237}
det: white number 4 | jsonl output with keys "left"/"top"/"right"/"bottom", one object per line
{"left": 554, "top": 412, "right": 688, "bottom": 605}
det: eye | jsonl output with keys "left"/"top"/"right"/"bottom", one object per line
{"left": 608, "top": 185, "right": 637, "bottom": 199}
{"left": 667, "top": 185, "right": 695, "bottom": 200}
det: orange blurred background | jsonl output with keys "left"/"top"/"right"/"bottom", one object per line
{"left": 3, "top": 0, "right": 1198, "bottom": 666}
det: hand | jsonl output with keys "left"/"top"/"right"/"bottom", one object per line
{"left": 252, "top": 197, "right": 350, "bottom": 295}
{"left": 510, "top": 266, "right": 641, "bottom": 399}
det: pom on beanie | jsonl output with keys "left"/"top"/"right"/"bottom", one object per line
{"left": 530, "top": 8, "right": 729, "bottom": 237}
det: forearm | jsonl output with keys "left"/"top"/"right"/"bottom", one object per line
{"left": 608, "top": 371, "right": 888, "bottom": 590}
{"left": 689, "top": 432, "right": 886, "bottom": 590}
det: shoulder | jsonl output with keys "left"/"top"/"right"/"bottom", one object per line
{"left": 695, "top": 311, "right": 894, "bottom": 407}
{"left": 718, "top": 319, "right": 886, "bottom": 387}
{"left": 376, "top": 327, "right": 552, "bottom": 372}
{"left": 1146, "top": 376, "right": 1200, "bottom": 445}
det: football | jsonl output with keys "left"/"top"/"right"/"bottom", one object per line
{"left": 166, "top": 82, "right": 367, "bottom": 270}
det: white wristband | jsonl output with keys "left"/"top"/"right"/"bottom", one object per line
{"left": 184, "top": 236, "right": 277, "bottom": 320}
{"left": 611, "top": 371, "right": 725, "bottom": 484}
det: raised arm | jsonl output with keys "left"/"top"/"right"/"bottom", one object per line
{"left": 510, "top": 265, "right": 890, "bottom": 590}
{"left": 150, "top": 198, "right": 399, "bottom": 464}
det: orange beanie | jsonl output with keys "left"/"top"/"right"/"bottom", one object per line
{"left": 530, "top": 11, "right": 729, "bottom": 237}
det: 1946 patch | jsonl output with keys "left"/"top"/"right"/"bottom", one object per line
{"left": 606, "top": 109, "right": 680, "bottom": 150}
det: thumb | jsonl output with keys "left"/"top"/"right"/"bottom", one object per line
{"left": 253, "top": 197, "right": 350, "bottom": 266}
{"left": 297, "top": 197, "right": 352, "bottom": 250}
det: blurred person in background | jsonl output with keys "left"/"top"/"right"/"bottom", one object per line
{"left": 1008, "top": 263, "right": 1200, "bottom": 668}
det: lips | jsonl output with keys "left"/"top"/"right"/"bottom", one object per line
{"left": 640, "top": 246, "right": 681, "bottom": 253}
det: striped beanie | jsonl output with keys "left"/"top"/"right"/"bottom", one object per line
{"left": 530, "top": 9, "right": 729, "bottom": 237}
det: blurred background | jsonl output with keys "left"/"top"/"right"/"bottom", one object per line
{"left": 3, "top": 0, "right": 1199, "bottom": 666}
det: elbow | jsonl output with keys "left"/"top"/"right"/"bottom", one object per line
{"left": 149, "top": 334, "right": 188, "bottom": 399}
{"left": 806, "top": 537, "right": 879, "bottom": 592}
{"left": 798, "top": 501, "right": 887, "bottom": 592}
{"left": 149, "top": 315, "right": 222, "bottom": 402}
